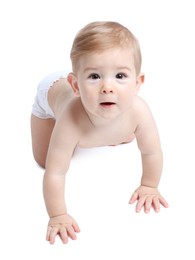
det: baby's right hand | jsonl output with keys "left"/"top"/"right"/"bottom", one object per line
{"left": 46, "top": 214, "right": 80, "bottom": 244}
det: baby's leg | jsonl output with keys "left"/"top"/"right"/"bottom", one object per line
{"left": 31, "top": 71, "right": 69, "bottom": 168}
{"left": 31, "top": 114, "right": 55, "bottom": 168}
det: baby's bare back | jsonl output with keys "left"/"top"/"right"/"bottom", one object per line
{"left": 48, "top": 78, "right": 75, "bottom": 118}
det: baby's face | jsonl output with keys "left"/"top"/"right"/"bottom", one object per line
{"left": 74, "top": 47, "right": 142, "bottom": 121}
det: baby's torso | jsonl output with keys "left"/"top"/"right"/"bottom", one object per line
{"left": 77, "top": 117, "right": 136, "bottom": 148}
{"left": 48, "top": 78, "right": 138, "bottom": 148}
{"left": 72, "top": 101, "right": 137, "bottom": 148}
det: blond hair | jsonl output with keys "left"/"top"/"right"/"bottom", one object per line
{"left": 70, "top": 21, "right": 142, "bottom": 75}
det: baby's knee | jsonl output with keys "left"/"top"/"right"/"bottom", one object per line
{"left": 33, "top": 154, "right": 46, "bottom": 169}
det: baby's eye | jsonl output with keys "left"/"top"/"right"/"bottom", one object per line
{"left": 88, "top": 73, "right": 100, "bottom": 79}
{"left": 116, "top": 73, "right": 127, "bottom": 79}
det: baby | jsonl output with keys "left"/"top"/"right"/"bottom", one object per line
{"left": 31, "top": 21, "right": 168, "bottom": 244}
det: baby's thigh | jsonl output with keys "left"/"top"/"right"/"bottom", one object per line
{"left": 31, "top": 114, "right": 55, "bottom": 168}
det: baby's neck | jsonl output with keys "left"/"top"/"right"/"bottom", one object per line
{"left": 86, "top": 110, "right": 127, "bottom": 130}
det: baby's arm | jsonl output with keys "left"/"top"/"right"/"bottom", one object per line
{"left": 43, "top": 174, "right": 80, "bottom": 244}
{"left": 129, "top": 99, "right": 168, "bottom": 213}
{"left": 43, "top": 117, "right": 80, "bottom": 244}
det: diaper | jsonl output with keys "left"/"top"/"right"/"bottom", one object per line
{"left": 32, "top": 70, "right": 69, "bottom": 119}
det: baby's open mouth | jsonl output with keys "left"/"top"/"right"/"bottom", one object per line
{"left": 100, "top": 102, "right": 115, "bottom": 106}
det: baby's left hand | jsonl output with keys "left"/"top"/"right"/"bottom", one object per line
{"left": 129, "top": 185, "right": 169, "bottom": 213}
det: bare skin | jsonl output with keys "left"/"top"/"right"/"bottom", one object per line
{"left": 31, "top": 47, "right": 168, "bottom": 244}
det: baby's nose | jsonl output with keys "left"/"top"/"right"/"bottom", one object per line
{"left": 100, "top": 80, "right": 114, "bottom": 94}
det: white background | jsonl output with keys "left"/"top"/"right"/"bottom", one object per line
{"left": 0, "top": 0, "right": 195, "bottom": 259}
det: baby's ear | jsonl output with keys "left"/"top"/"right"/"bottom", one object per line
{"left": 135, "top": 73, "right": 145, "bottom": 93}
{"left": 67, "top": 73, "right": 80, "bottom": 97}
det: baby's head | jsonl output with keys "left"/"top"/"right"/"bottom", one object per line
{"left": 70, "top": 21, "right": 142, "bottom": 76}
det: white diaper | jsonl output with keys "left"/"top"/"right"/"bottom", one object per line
{"left": 32, "top": 70, "right": 69, "bottom": 119}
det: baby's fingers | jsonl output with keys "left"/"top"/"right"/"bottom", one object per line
{"left": 46, "top": 226, "right": 51, "bottom": 241}
{"left": 135, "top": 196, "right": 146, "bottom": 213}
{"left": 59, "top": 227, "right": 68, "bottom": 244}
{"left": 159, "top": 196, "right": 169, "bottom": 208}
{"left": 144, "top": 197, "right": 153, "bottom": 213}
{"left": 152, "top": 196, "right": 160, "bottom": 212}
{"left": 59, "top": 225, "right": 78, "bottom": 244}
{"left": 66, "top": 226, "right": 78, "bottom": 240}
{"left": 129, "top": 191, "right": 138, "bottom": 204}
{"left": 72, "top": 220, "right": 81, "bottom": 233}
{"left": 47, "top": 226, "right": 59, "bottom": 244}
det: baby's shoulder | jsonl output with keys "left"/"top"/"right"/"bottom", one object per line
{"left": 130, "top": 96, "right": 155, "bottom": 125}
{"left": 132, "top": 96, "right": 151, "bottom": 113}
{"left": 57, "top": 98, "right": 90, "bottom": 128}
